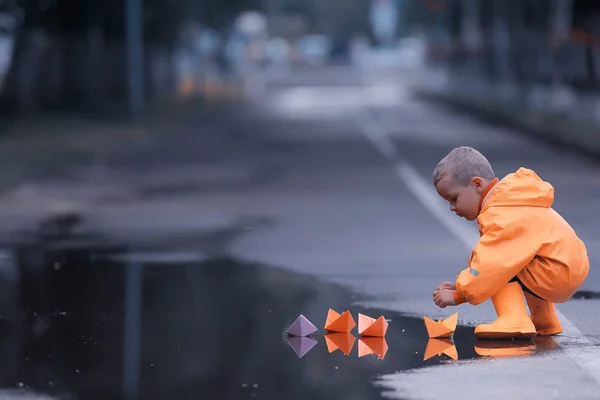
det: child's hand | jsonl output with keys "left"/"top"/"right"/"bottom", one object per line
{"left": 433, "top": 289, "right": 458, "bottom": 308}
{"left": 436, "top": 281, "right": 456, "bottom": 291}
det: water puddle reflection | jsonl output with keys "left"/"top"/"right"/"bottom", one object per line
{"left": 0, "top": 241, "right": 560, "bottom": 399}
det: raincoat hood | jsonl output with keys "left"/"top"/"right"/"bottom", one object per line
{"left": 481, "top": 167, "right": 554, "bottom": 212}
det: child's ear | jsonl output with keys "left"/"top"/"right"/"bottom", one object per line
{"left": 472, "top": 177, "right": 484, "bottom": 193}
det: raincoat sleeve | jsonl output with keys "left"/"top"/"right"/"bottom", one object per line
{"left": 453, "top": 212, "right": 541, "bottom": 305}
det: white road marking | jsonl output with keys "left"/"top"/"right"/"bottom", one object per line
{"left": 360, "top": 105, "right": 600, "bottom": 387}
{"left": 360, "top": 118, "right": 397, "bottom": 159}
{"left": 394, "top": 162, "right": 479, "bottom": 249}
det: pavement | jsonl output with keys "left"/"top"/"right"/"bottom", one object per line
{"left": 0, "top": 65, "right": 599, "bottom": 399}
{"left": 411, "top": 66, "right": 600, "bottom": 156}
{"left": 0, "top": 96, "right": 256, "bottom": 237}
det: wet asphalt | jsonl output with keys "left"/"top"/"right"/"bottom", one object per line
{"left": 0, "top": 65, "right": 598, "bottom": 399}
{"left": 0, "top": 250, "right": 560, "bottom": 400}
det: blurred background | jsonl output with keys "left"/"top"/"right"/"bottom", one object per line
{"left": 1, "top": 0, "right": 599, "bottom": 120}
{"left": 0, "top": 0, "right": 599, "bottom": 399}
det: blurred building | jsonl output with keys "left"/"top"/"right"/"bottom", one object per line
{"left": 402, "top": 0, "right": 600, "bottom": 155}
{"left": 404, "top": 0, "right": 600, "bottom": 93}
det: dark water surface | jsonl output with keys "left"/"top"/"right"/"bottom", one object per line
{"left": 0, "top": 238, "right": 559, "bottom": 399}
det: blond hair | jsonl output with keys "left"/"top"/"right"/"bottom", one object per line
{"left": 433, "top": 146, "right": 495, "bottom": 186}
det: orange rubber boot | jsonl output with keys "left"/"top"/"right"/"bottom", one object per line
{"left": 474, "top": 282, "right": 537, "bottom": 340}
{"left": 524, "top": 292, "right": 563, "bottom": 336}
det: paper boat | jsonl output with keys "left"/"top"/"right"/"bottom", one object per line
{"left": 358, "top": 337, "right": 389, "bottom": 360}
{"left": 324, "top": 309, "right": 356, "bottom": 333}
{"left": 423, "top": 312, "right": 458, "bottom": 338}
{"left": 358, "top": 313, "right": 388, "bottom": 337}
{"left": 324, "top": 333, "right": 356, "bottom": 356}
{"left": 423, "top": 338, "right": 458, "bottom": 361}
{"left": 286, "top": 336, "right": 318, "bottom": 358}
{"left": 286, "top": 314, "right": 318, "bottom": 337}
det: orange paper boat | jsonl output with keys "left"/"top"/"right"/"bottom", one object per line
{"left": 423, "top": 338, "right": 458, "bottom": 361}
{"left": 324, "top": 309, "right": 356, "bottom": 333}
{"left": 324, "top": 333, "right": 356, "bottom": 356}
{"left": 423, "top": 312, "right": 458, "bottom": 338}
{"left": 358, "top": 313, "right": 388, "bottom": 337}
{"left": 358, "top": 337, "right": 389, "bottom": 360}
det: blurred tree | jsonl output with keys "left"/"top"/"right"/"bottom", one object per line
{"left": 570, "top": 0, "right": 600, "bottom": 91}
{"left": 0, "top": 0, "right": 266, "bottom": 115}
{"left": 281, "top": 0, "right": 317, "bottom": 30}
{"left": 327, "top": 0, "right": 369, "bottom": 58}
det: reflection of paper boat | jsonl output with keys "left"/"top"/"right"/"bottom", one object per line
{"left": 424, "top": 312, "right": 458, "bottom": 338}
{"left": 423, "top": 338, "right": 458, "bottom": 361}
{"left": 324, "top": 333, "right": 356, "bottom": 356}
{"left": 358, "top": 337, "right": 389, "bottom": 360}
{"left": 324, "top": 309, "right": 356, "bottom": 333}
{"left": 287, "top": 314, "right": 318, "bottom": 337}
{"left": 474, "top": 340, "right": 537, "bottom": 358}
{"left": 358, "top": 313, "right": 388, "bottom": 337}
{"left": 286, "top": 336, "right": 318, "bottom": 358}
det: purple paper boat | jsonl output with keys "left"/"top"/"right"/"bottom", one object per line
{"left": 286, "top": 336, "right": 318, "bottom": 358}
{"left": 286, "top": 314, "right": 318, "bottom": 337}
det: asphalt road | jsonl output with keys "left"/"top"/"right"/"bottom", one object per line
{"left": 0, "top": 65, "right": 599, "bottom": 399}
{"left": 230, "top": 65, "right": 600, "bottom": 399}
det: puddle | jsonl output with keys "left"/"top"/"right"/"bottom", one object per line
{"left": 0, "top": 238, "right": 561, "bottom": 399}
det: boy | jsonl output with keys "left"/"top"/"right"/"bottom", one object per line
{"left": 431, "top": 146, "right": 589, "bottom": 339}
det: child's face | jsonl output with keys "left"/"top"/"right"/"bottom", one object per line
{"left": 435, "top": 173, "right": 485, "bottom": 221}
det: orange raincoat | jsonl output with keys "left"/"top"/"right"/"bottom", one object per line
{"left": 454, "top": 168, "right": 589, "bottom": 305}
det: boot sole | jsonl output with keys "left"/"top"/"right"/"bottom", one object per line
{"left": 475, "top": 331, "right": 537, "bottom": 340}
{"left": 536, "top": 328, "right": 563, "bottom": 336}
